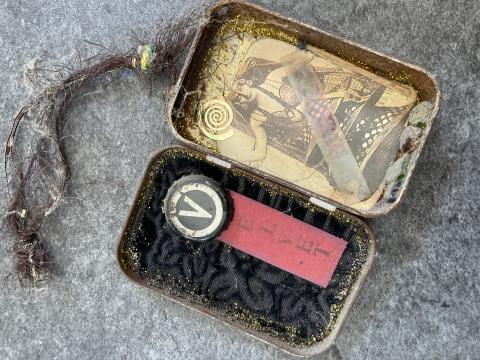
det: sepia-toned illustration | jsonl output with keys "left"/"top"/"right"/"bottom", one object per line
{"left": 182, "top": 35, "right": 417, "bottom": 207}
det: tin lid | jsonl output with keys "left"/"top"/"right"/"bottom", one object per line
{"left": 168, "top": 0, "right": 440, "bottom": 218}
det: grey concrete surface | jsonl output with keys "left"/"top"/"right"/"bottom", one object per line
{"left": 0, "top": 0, "right": 479, "bottom": 359}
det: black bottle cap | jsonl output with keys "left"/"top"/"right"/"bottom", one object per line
{"left": 163, "top": 175, "right": 230, "bottom": 242}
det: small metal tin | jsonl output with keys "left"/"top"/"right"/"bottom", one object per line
{"left": 118, "top": 0, "right": 440, "bottom": 356}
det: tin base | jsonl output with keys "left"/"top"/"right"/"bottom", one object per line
{"left": 117, "top": 146, "right": 375, "bottom": 356}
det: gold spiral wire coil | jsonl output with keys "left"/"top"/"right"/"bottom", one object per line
{"left": 198, "top": 99, "right": 234, "bottom": 141}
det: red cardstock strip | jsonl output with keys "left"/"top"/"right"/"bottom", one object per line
{"left": 218, "top": 191, "right": 347, "bottom": 288}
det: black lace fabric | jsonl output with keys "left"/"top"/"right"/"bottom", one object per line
{"left": 119, "top": 148, "right": 372, "bottom": 347}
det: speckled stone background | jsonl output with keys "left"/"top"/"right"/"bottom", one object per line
{"left": 0, "top": 1, "right": 479, "bottom": 359}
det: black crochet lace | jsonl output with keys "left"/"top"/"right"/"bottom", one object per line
{"left": 120, "top": 149, "right": 370, "bottom": 346}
